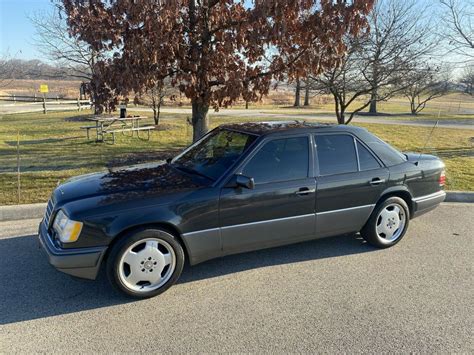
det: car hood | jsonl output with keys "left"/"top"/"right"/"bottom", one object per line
{"left": 53, "top": 162, "right": 203, "bottom": 206}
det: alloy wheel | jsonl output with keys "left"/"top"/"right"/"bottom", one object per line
{"left": 118, "top": 237, "right": 176, "bottom": 293}
{"left": 375, "top": 203, "right": 406, "bottom": 243}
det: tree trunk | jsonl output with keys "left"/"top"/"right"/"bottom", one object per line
{"left": 156, "top": 101, "right": 161, "bottom": 124}
{"left": 338, "top": 108, "right": 346, "bottom": 124}
{"left": 304, "top": 85, "right": 310, "bottom": 106}
{"left": 293, "top": 78, "right": 301, "bottom": 107}
{"left": 151, "top": 97, "right": 161, "bottom": 125}
{"left": 191, "top": 101, "right": 209, "bottom": 143}
{"left": 93, "top": 94, "right": 102, "bottom": 115}
{"left": 152, "top": 106, "right": 160, "bottom": 125}
{"left": 369, "top": 90, "right": 377, "bottom": 114}
{"left": 333, "top": 94, "right": 345, "bottom": 124}
{"left": 410, "top": 99, "right": 416, "bottom": 115}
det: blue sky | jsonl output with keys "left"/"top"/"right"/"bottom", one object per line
{"left": 0, "top": 0, "right": 50, "bottom": 59}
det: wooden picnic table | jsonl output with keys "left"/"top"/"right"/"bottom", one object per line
{"left": 81, "top": 116, "right": 150, "bottom": 143}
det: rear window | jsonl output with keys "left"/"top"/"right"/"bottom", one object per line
{"left": 365, "top": 136, "right": 406, "bottom": 166}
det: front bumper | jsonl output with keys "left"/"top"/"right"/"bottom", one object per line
{"left": 412, "top": 190, "right": 446, "bottom": 218}
{"left": 38, "top": 220, "right": 107, "bottom": 280}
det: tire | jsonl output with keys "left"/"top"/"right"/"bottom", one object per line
{"left": 106, "top": 227, "right": 185, "bottom": 299}
{"left": 360, "top": 196, "right": 410, "bottom": 248}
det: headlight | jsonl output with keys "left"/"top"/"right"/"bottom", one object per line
{"left": 53, "top": 210, "right": 83, "bottom": 243}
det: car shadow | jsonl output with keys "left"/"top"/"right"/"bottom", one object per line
{"left": 0, "top": 233, "right": 376, "bottom": 325}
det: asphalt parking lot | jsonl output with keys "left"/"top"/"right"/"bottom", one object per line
{"left": 0, "top": 203, "right": 472, "bottom": 352}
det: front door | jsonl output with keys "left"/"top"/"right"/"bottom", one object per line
{"left": 219, "top": 135, "right": 316, "bottom": 254}
{"left": 314, "top": 133, "right": 389, "bottom": 237}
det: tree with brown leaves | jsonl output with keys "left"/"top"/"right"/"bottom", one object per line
{"left": 62, "top": 0, "right": 374, "bottom": 141}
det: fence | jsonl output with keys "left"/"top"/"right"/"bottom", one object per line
{"left": 0, "top": 94, "right": 91, "bottom": 114}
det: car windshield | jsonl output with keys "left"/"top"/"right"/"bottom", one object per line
{"left": 171, "top": 129, "right": 258, "bottom": 181}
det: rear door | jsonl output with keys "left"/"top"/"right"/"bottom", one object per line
{"left": 219, "top": 134, "right": 316, "bottom": 254}
{"left": 314, "top": 133, "right": 389, "bottom": 237}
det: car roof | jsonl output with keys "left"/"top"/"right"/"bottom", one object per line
{"left": 219, "top": 120, "right": 366, "bottom": 136}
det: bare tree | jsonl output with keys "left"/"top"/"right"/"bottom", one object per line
{"left": 30, "top": 5, "right": 106, "bottom": 112}
{"left": 310, "top": 41, "right": 375, "bottom": 124}
{"left": 439, "top": 0, "right": 474, "bottom": 61}
{"left": 311, "top": 0, "right": 440, "bottom": 122}
{"left": 459, "top": 65, "right": 474, "bottom": 95}
{"left": 140, "top": 80, "right": 174, "bottom": 125}
{"left": 401, "top": 64, "right": 450, "bottom": 115}
{"left": 364, "top": 0, "right": 437, "bottom": 114}
{"left": 30, "top": 8, "right": 95, "bottom": 81}
{"left": 0, "top": 54, "right": 15, "bottom": 88}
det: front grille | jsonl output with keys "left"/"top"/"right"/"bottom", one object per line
{"left": 44, "top": 199, "right": 54, "bottom": 227}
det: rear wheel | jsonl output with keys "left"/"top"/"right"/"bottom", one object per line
{"left": 106, "top": 228, "right": 185, "bottom": 298}
{"left": 361, "top": 196, "right": 410, "bottom": 248}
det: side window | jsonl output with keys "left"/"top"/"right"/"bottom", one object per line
{"left": 242, "top": 137, "right": 309, "bottom": 184}
{"left": 357, "top": 141, "right": 381, "bottom": 171}
{"left": 315, "top": 134, "right": 358, "bottom": 175}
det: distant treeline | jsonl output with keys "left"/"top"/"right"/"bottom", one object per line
{"left": 0, "top": 59, "right": 78, "bottom": 81}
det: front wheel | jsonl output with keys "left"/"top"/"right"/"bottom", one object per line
{"left": 106, "top": 228, "right": 185, "bottom": 298}
{"left": 360, "top": 196, "right": 410, "bottom": 248}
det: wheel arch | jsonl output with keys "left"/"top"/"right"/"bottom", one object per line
{"left": 377, "top": 187, "right": 414, "bottom": 217}
{"left": 103, "top": 222, "right": 191, "bottom": 266}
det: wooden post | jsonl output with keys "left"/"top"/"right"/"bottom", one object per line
{"left": 17, "top": 130, "right": 21, "bottom": 204}
{"left": 43, "top": 96, "right": 47, "bottom": 114}
{"left": 77, "top": 97, "right": 81, "bottom": 111}
{"left": 13, "top": 95, "right": 16, "bottom": 104}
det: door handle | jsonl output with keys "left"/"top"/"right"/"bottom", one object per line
{"left": 369, "top": 178, "right": 386, "bottom": 186}
{"left": 295, "top": 187, "right": 316, "bottom": 195}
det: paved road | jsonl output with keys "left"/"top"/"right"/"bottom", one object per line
{"left": 1, "top": 103, "right": 473, "bottom": 129}
{"left": 163, "top": 108, "right": 474, "bottom": 130}
{"left": 0, "top": 203, "right": 472, "bottom": 352}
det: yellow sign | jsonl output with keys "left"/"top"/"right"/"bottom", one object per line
{"left": 39, "top": 84, "right": 49, "bottom": 93}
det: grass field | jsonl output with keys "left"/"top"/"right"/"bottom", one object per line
{"left": 0, "top": 109, "right": 472, "bottom": 205}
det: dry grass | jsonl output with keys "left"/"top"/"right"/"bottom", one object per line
{"left": 1, "top": 79, "right": 83, "bottom": 98}
{"left": 0, "top": 108, "right": 472, "bottom": 205}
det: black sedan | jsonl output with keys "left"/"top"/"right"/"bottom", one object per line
{"left": 38, "top": 121, "right": 446, "bottom": 298}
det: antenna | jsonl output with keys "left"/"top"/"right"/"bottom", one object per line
{"left": 417, "top": 119, "right": 439, "bottom": 164}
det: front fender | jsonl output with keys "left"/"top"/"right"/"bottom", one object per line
{"left": 105, "top": 205, "right": 182, "bottom": 239}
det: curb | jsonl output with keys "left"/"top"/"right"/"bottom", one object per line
{"left": 445, "top": 191, "right": 474, "bottom": 203}
{"left": 0, "top": 191, "right": 472, "bottom": 222}
{"left": 0, "top": 203, "right": 46, "bottom": 222}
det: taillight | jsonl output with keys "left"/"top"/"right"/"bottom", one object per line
{"left": 439, "top": 170, "right": 446, "bottom": 187}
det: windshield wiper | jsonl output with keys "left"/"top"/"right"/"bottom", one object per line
{"left": 171, "top": 164, "right": 215, "bottom": 182}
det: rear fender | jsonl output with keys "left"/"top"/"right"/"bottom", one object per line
{"left": 378, "top": 186, "right": 414, "bottom": 216}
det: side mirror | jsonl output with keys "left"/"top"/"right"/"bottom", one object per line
{"left": 235, "top": 174, "right": 255, "bottom": 189}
